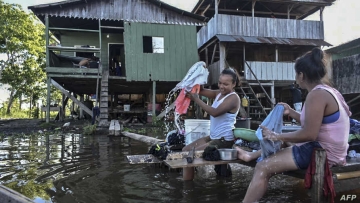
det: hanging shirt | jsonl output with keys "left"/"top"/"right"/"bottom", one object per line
{"left": 210, "top": 92, "right": 239, "bottom": 141}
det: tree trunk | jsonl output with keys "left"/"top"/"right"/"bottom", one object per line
{"left": 6, "top": 89, "right": 16, "bottom": 115}
{"left": 19, "top": 94, "right": 22, "bottom": 110}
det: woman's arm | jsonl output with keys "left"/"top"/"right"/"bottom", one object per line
{"left": 191, "top": 93, "right": 239, "bottom": 117}
{"left": 198, "top": 85, "right": 220, "bottom": 99}
{"left": 263, "top": 90, "right": 326, "bottom": 143}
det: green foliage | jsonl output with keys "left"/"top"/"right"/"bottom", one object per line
{"left": 0, "top": 1, "right": 47, "bottom": 114}
{"left": 83, "top": 123, "right": 97, "bottom": 135}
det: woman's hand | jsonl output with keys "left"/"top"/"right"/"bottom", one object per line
{"left": 278, "top": 102, "right": 291, "bottom": 116}
{"left": 259, "top": 125, "right": 280, "bottom": 141}
{"left": 185, "top": 91, "right": 199, "bottom": 101}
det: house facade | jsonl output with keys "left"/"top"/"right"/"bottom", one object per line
{"left": 29, "top": 0, "right": 206, "bottom": 125}
{"left": 192, "top": 0, "right": 335, "bottom": 119}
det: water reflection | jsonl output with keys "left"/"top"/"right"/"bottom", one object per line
{"left": 0, "top": 132, "right": 357, "bottom": 203}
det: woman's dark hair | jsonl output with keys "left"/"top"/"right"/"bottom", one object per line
{"left": 294, "top": 47, "right": 328, "bottom": 83}
{"left": 221, "top": 67, "right": 241, "bottom": 86}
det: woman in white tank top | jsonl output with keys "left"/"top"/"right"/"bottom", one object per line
{"left": 182, "top": 67, "right": 242, "bottom": 181}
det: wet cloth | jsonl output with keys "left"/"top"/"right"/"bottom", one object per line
{"left": 173, "top": 62, "right": 209, "bottom": 115}
{"left": 256, "top": 105, "right": 284, "bottom": 161}
{"left": 304, "top": 149, "right": 336, "bottom": 203}
{"left": 175, "top": 84, "right": 200, "bottom": 115}
{"left": 350, "top": 118, "right": 360, "bottom": 135}
{"left": 299, "top": 84, "right": 351, "bottom": 166}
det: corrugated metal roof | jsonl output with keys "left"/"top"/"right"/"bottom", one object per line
{"left": 325, "top": 38, "right": 360, "bottom": 53}
{"left": 216, "top": 34, "right": 332, "bottom": 46}
{"left": 28, "top": 0, "right": 207, "bottom": 26}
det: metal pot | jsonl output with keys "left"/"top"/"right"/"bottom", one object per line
{"left": 218, "top": 149, "right": 238, "bottom": 161}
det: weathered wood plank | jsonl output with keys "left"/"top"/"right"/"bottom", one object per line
{"left": 0, "top": 185, "right": 34, "bottom": 203}
{"left": 47, "top": 67, "right": 99, "bottom": 74}
{"left": 197, "top": 14, "right": 324, "bottom": 48}
{"left": 121, "top": 131, "right": 163, "bottom": 145}
{"left": 51, "top": 79, "right": 93, "bottom": 116}
{"left": 164, "top": 158, "right": 252, "bottom": 169}
{"left": 245, "top": 61, "right": 296, "bottom": 81}
{"left": 156, "top": 101, "right": 175, "bottom": 119}
{"left": 126, "top": 154, "right": 162, "bottom": 164}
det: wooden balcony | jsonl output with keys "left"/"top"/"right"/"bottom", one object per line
{"left": 47, "top": 67, "right": 101, "bottom": 78}
{"left": 244, "top": 61, "right": 296, "bottom": 81}
{"left": 197, "top": 14, "right": 324, "bottom": 48}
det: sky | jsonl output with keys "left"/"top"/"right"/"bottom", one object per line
{"left": 1, "top": 0, "right": 360, "bottom": 104}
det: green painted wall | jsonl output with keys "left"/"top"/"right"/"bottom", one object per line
{"left": 124, "top": 22, "right": 198, "bottom": 82}
{"left": 60, "top": 31, "right": 124, "bottom": 70}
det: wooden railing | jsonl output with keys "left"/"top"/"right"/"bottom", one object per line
{"left": 197, "top": 14, "right": 324, "bottom": 48}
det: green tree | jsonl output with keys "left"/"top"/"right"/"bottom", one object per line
{"left": 0, "top": 1, "right": 46, "bottom": 114}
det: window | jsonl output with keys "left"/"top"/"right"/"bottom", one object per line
{"left": 143, "top": 36, "right": 164, "bottom": 53}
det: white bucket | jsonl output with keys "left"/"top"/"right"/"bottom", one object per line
{"left": 184, "top": 119, "right": 210, "bottom": 145}
{"left": 124, "top": 104, "right": 130, "bottom": 112}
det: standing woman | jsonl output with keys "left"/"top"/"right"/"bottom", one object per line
{"left": 236, "top": 47, "right": 351, "bottom": 203}
{"left": 183, "top": 67, "right": 241, "bottom": 181}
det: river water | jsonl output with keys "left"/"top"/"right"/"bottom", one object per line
{"left": 0, "top": 132, "right": 357, "bottom": 203}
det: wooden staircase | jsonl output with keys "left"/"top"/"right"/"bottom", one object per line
{"left": 237, "top": 81, "right": 273, "bottom": 120}
{"left": 99, "top": 67, "right": 109, "bottom": 126}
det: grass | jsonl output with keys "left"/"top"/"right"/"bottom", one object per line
{"left": 83, "top": 123, "right": 97, "bottom": 135}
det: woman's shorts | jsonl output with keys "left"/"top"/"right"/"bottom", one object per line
{"left": 292, "top": 141, "right": 322, "bottom": 169}
{"left": 208, "top": 137, "right": 234, "bottom": 149}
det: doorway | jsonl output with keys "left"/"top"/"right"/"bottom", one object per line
{"left": 108, "top": 43, "right": 125, "bottom": 76}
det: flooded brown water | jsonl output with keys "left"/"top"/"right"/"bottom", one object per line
{"left": 0, "top": 131, "right": 357, "bottom": 203}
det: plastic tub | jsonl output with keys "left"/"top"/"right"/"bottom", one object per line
{"left": 184, "top": 119, "right": 210, "bottom": 145}
{"left": 233, "top": 128, "right": 258, "bottom": 142}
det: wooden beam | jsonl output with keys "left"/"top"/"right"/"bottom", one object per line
{"left": 348, "top": 94, "right": 360, "bottom": 104}
{"left": 49, "top": 27, "right": 99, "bottom": 32}
{"left": 311, "top": 149, "right": 326, "bottom": 203}
{"left": 320, "top": 6, "right": 324, "bottom": 21}
{"left": 50, "top": 79, "right": 93, "bottom": 116}
{"left": 48, "top": 74, "right": 100, "bottom": 79}
{"left": 207, "top": 8, "right": 299, "bottom": 17}
{"left": 122, "top": 131, "right": 163, "bottom": 145}
{"left": 205, "top": 47, "right": 209, "bottom": 66}
{"left": 199, "top": 37, "right": 218, "bottom": 53}
{"left": 211, "top": 43, "right": 218, "bottom": 64}
{"left": 152, "top": 81, "right": 156, "bottom": 119}
{"left": 219, "top": 42, "right": 226, "bottom": 72}
{"left": 46, "top": 77, "right": 51, "bottom": 123}
{"left": 287, "top": 4, "right": 295, "bottom": 19}
{"left": 47, "top": 67, "right": 99, "bottom": 74}
{"left": 201, "top": 3, "right": 211, "bottom": 16}
{"left": 252, "top": 0, "right": 256, "bottom": 17}
{"left": 157, "top": 101, "right": 175, "bottom": 119}
{"left": 215, "top": 0, "right": 219, "bottom": 16}
{"left": 193, "top": 0, "right": 205, "bottom": 14}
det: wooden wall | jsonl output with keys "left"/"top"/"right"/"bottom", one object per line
{"left": 60, "top": 31, "right": 124, "bottom": 70}
{"left": 245, "top": 61, "right": 296, "bottom": 81}
{"left": 332, "top": 54, "right": 360, "bottom": 94}
{"left": 124, "top": 22, "right": 198, "bottom": 82}
{"left": 197, "top": 14, "right": 324, "bottom": 48}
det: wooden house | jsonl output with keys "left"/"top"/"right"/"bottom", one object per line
{"left": 28, "top": 0, "right": 207, "bottom": 125}
{"left": 326, "top": 38, "right": 360, "bottom": 118}
{"left": 192, "top": 0, "right": 335, "bottom": 119}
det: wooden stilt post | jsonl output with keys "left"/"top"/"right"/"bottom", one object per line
{"left": 80, "top": 94, "right": 84, "bottom": 119}
{"left": 46, "top": 76, "right": 51, "bottom": 123}
{"left": 311, "top": 149, "right": 326, "bottom": 203}
{"left": 152, "top": 81, "right": 156, "bottom": 121}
